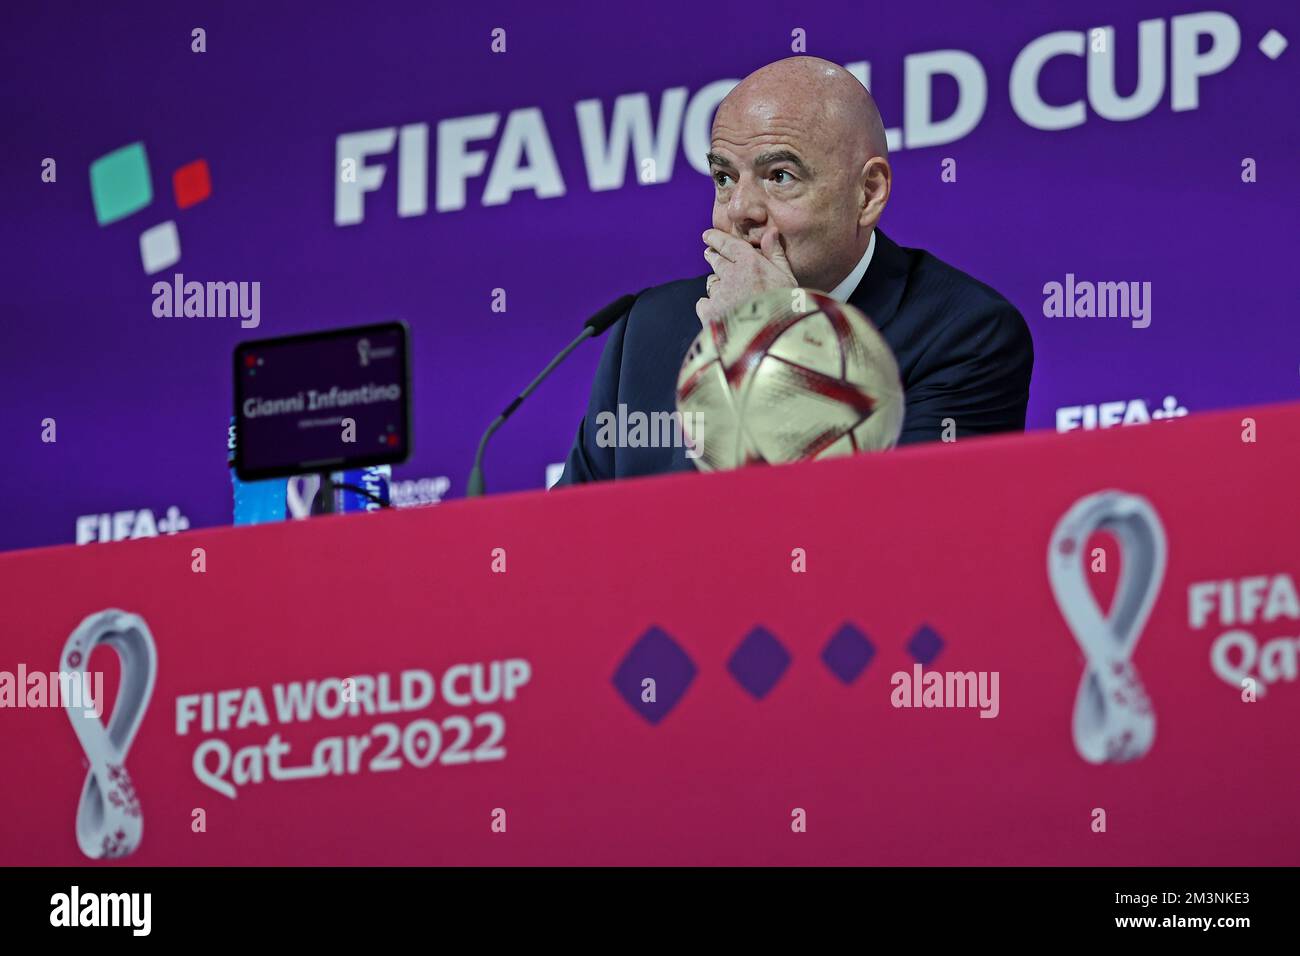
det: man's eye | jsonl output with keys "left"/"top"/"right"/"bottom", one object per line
{"left": 771, "top": 170, "right": 794, "bottom": 184}
{"left": 713, "top": 172, "right": 732, "bottom": 187}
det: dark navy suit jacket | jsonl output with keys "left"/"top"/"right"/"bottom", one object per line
{"left": 558, "top": 229, "right": 1033, "bottom": 484}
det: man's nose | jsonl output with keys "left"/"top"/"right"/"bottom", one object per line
{"left": 727, "top": 175, "right": 767, "bottom": 232}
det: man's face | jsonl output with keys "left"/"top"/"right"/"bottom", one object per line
{"left": 708, "top": 98, "right": 863, "bottom": 293}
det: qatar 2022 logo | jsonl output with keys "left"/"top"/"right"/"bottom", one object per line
{"left": 88, "top": 142, "right": 212, "bottom": 274}
{"left": 1048, "top": 490, "right": 1167, "bottom": 766}
{"left": 62, "top": 609, "right": 157, "bottom": 859}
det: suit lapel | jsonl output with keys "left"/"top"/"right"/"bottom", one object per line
{"left": 848, "top": 228, "right": 908, "bottom": 334}
{"left": 664, "top": 278, "right": 708, "bottom": 472}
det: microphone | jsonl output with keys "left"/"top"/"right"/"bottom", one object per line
{"left": 466, "top": 292, "right": 639, "bottom": 497}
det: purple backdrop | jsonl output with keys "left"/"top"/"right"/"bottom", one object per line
{"left": 1, "top": 0, "right": 1296, "bottom": 552}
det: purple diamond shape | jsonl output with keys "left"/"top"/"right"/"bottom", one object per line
{"left": 727, "top": 626, "right": 791, "bottom": 699}
{"left": 907, "top": 625, "right": 944, "bottom": 665}
{"left": 611, "top": 627, "right": 697, "bottom": 725}
{"left": 821, "top": 624, "right": 876, "bottom": 684}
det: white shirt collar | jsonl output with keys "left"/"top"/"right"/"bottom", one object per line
{"left": 827, "top": 230, "right": 876, "bottom": 302}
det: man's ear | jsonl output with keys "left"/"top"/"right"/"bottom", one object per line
{"left": 858, "top": 156, "right": 891, "bottom": 231}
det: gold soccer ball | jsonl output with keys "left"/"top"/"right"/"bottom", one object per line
{"left": 675, "top": 288, "right": 904, "bottom": 470}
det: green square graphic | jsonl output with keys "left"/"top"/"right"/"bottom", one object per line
{"left": 89, "top": 142, "right": 153, "bottom": 225}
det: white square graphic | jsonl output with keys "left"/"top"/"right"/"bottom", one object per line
{"left": 139, "top": 220, "right": 180, "bottom": 275}
{"left": 1259, "top": 29, "right": 1288, "bottom": 60}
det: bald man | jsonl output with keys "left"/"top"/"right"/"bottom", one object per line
{"left": 559, "top": 56, "right": 1033, "bottom": 484}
